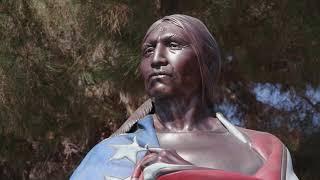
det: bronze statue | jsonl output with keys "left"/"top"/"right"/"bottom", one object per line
{"left": 71, "top": 14, "right": 299, "bottom": 180}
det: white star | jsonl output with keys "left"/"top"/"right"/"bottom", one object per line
{"left": 109, "top": 136, "right": 146, "bottom": 163}
{"left": 104, "top": 175, "right": 131, "bottom": 180}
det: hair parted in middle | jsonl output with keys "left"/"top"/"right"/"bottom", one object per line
{"left": 142, "top": 14, "right": 221, "bottom": 106}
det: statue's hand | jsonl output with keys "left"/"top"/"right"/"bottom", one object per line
{"left": 131, "top": 148, "right": 195, "bottom": 180}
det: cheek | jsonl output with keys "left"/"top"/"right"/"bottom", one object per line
{"left": 174, "top": 58, "right": 202, "bottom": 91}
{"left": 139, "top": 60, "right": 150, "bottom": 81}
{"left": 183, "top": 65, "right": 201, "bottom": 85}
{"left": 139, "top": 61, "right": 147, "bottom": 78}
{"left": 174, "top": 55, "right": 200, "bottom": 79}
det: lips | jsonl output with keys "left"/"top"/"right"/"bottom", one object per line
{"left": 148, "top": 71, "right": 172, "bottom": 81}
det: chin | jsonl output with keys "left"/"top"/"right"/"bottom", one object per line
{"left": 147, "top": 85, "right": 174, "bottom": 99}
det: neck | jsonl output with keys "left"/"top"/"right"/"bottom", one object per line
{"left": 153, "top": 94, "right": 217, "bottom": 132}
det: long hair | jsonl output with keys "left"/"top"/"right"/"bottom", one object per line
{"left": 142, "top": 14, "right": 221, "bottom": 106}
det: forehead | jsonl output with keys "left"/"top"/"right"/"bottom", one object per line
{"left": 144, "top": 22, "right": 189, "bottom": 42}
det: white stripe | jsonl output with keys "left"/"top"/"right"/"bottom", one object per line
{"left": 216, "top": 113, "right": 248, "bottom": 144}
{"left": 285, "top": 148, "right": 299, "bottom": 180}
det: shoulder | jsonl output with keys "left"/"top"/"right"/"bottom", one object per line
{"left": 215, "top": 113, "right": 284, "bottom": 156}
{"left": 70, "top": 134, "right": 134, "bottom": 180}
{"left": 237, "top": 128, "right": 299, "bottom": 180}
{"left": 238, "top": 127, "right": 284, "bottom": 158}
{"left": 70, "top": 115, "right": 157, "bottom": 180}
{"left": 238, "top": 127, "right": 282, "bottom": 144}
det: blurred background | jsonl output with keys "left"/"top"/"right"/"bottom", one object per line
{"left": 0, "top": 0, "right": 319, "bottom": 179}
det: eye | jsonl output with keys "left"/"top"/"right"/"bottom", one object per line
{"left": 169, "top": 42, "right": 181, "bottom": 50}
{"left": 143, "top": 46, "right": 154, "bottom": 57}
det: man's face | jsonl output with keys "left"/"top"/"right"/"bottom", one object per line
{"left": 140, "top": 22, "right": 202, "bottom": 99}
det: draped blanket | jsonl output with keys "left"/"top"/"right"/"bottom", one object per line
{"left": 70, "top": 114, "right": 298, "bottom": 180}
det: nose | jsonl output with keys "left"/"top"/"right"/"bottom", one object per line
{"left": 151, "top": 44, "right": 168, "bottom": 68}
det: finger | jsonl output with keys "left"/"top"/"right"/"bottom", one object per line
{"left": 148, "top": 147, "right": 177, "bottom": 154}
{"left": 148, "top": 148, "right": 179, "bottom": 161}
{"left": 131, "top": 160, "right": 144, "bottom": 178}
{"left": 139, "top": 153, "right": 159, "bottom": 169}
{"left": 147, "top": 147, "right": 164, "bottom": 154}
{"left": 132, "top": 153, "right": 157, "bottom": 178}
{"left": 144, "top": 145, "right": 161, "bottom": 156}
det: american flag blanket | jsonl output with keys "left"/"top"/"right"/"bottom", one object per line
{"left": 70, "top": 115, "right": 298, "bottom": 180}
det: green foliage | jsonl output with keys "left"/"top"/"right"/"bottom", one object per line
{"left": 0, "top": 0, "right": 319, "bottom": 179}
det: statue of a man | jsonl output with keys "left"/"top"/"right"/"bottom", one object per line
{"left": 71, "top": 14, "right": 299, "bottom": 180}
